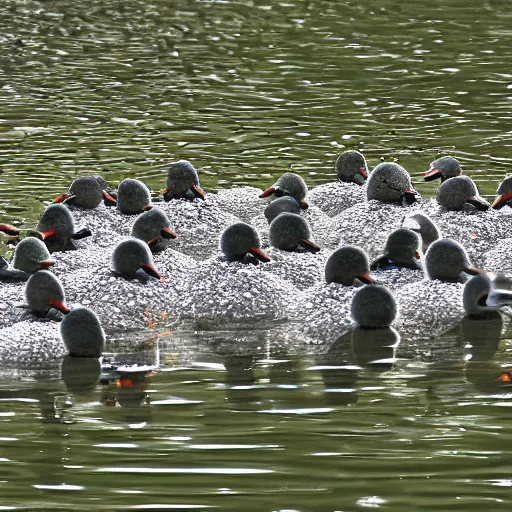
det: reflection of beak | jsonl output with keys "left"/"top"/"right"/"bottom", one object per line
{"left": 423, "top": 168, "right": 441, "bottom": 182}
{"left": 248, "top": 246, "right": 271, "bottom": 263}
{"left": 259, "top": 187, "right": 277, "bottom": 198}
{"left": 497, "top": 370, "right": 512, "bottom": 382}
{"left": 140, "top": 262, "right": 165, "bottom": 283}
{"left": 48, "top": 299, "right": 70, "bottom": 314}
{"left": 491, "top": 191, "right": 512, "bottom": 209}
{"left": 160, "top": 227, "right": 177, "bottom": 239}
{"left": 465, "top": 195, "right": 490, "bottom": 211}
{"left": 299, "top": 238, "right": 321, "bottom": 253}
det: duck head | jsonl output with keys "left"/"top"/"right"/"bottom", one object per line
{"left": 268, "top": 212, "right": 320, "bottom": 253}
{"left": 366, "top": 162, "right": 420, "bottom": 204}
{"left": 112, "top": 238, "right": 164, "bottom": 283}
{"left": 492, "top": 175, "right": 512, "bottom": 209}
{"left": 264, "top": 196, "right": 301, "bottom": 224}
{"left": 53, "top": 176, "right": 114, "bottom": 209}
{"left": 163, "top": 160, "right": 205, "bottom": 201}
{"left": 220, "top": 222, "right": 270, "bottom": 263}
{"left": 350, "top": 285, "right": 397, "bottom": 329}
{"left": 60, "top": 306, "right": 105, "bottom": 358}
{"left": 12, "top": 237, "right": 55, "bottom": 274}
{"left": 401, "top": 212, "right": 442, "bottom": 253}
{"left": 424, "top": 156, "right": 462, "bottom": 182}
{"left": 116, "top": 178, "right": 152, "bottom": 215}
{"left": 372, "top": 228, "right": 422, "bottom": 270}
{"left": 260, "top": 173, "right": 309, "bottom": 210}
{"left": 425, "top": 238, "right": 482, "bottom": 283}
{"left": 25, "top": 270, "right": 70, "bottom": 316}
{"left": 335, "top": 150, "right": 368, "bottom": 185}
{"left": 324, "top": 245, "right": 375, "bottom": 285}
{"left": 131, "top": 208, "right": 177, "bottom": 253}
{"left": 436, "top": 176, "right": 490, "bottom": 211}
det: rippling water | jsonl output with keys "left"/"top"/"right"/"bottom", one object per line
{"left": 1, "top": 0, "right": 512, "bottom": 509}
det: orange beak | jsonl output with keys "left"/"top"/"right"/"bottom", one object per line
{"left": 39, "top": 259, "right": 56, "bottom": 269}
{"left": 48, "top": 299, "right": 70, "bottom": 314}
{"left": 53, "top": 193, "right": 70, "bottom": 203}
{"left": 0, "top": 224, "right": 20, "bottom": 237}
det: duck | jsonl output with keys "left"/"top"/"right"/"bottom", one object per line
{"left": 264, "top": 196, "right": 302, "bottom": 224}
{"left": 324, "top": 246, "right": 375, "bottom": 285}
{"left": 307, "top": 150, "right": 368, "bottom": 217}
{"left": 351, "top": 285, "right": 397, "bottom": 329}
{"left": 436, "top": 176, "right": 490, "bottom": 212}
{"left": 11, "top": 237, "right": 56, "bottom": 274}
{"left": 25, "top": 270, "right": 70, "bottom": 318}
{"left": 115, "top": 178, "right": 153, "bottom": 215}
{"left": 423, "top": 156, "right": 462, "bottom": 182}
{"left": 220, "top": 222, "right": 270, "bottom": 263}
{"left": 53, "top": 175, "right": 116, "bottom": 209}
{"left": 401, "top": 211, "right": 442, "bottom": 253}
{"left": 162, "top": 160, "right": 206, "bottom": 201}
{"left": 260, "top": 172, "right": 309, "bottom": 210}
{"left": 60, "top": 306, "right": 105, "bottom": 358}
{"left": 268, "top": 213, "right": 320, "bottom": 253}
{"left": 131, "top": 208, "right": 177, "bottom": 253}
{"left": 366, "top": 162, "right": 420, "bottom": 205}
{"left": 33, "top": 203, "right": 92, "bottom": 253}
{"left": 491, "top": 175, "right": 512, "bottom": 210}
{"left": 371, "top": 228, "right": 423, "bottom": 271}
{"left": 112, "top": 238, "right": 165, "bottom": 283}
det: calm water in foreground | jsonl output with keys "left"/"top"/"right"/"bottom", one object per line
{"left": 1, "top": 0, "right": 512, "bottom": 509}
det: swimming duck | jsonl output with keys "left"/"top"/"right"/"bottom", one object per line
{"left": 60, "top": 307, "right": 105, "bottom": 358}
{"left": 307, "top": 151, "right": 368, "bottom": 217}
{"left": 351, "top": 285, "right": 397, "bottom": 329}
{"left": 115, "top": 178, "right": 153, "bottom": 215}
{"left": 131, "top": 208, "right": 177, "bottom": 253}
{"left": 423, "top": 156, "right": 462, "bottom": 182}
{"left": 401, "top": 211, "right": 442, "bottom": 253}
{"left": 491, "top": 175, "right": 512, "bottom": 210}
{"left": 366, "top": 162, "right": 420, "bottom": 204}
{"left": 53, "top": 175, "right": 116, "bottom": 209}
{"left": 33, "top": 203, "right": 92, "bottom": 253}
{"left": 268, "top": 213, "right": 320, "bottom": 252}
{"left": 220, "top": 222, "right": 270, "bottom": 263}
{"left": 436, "top": 176, "right": 490, "bottom": 212}
{"left": 371, "top": 228, "right": 422, "bottom": 271}
{"left": 162, "top": 160, "right": 206, "bottom": 201}
{"left": 25, "top": 270, "right": 70, "bottom": 317}
{"left": 12, "top": 237, "right": 55, "bottom": 274}
{"left": 260, "top": 173, "right": 309, "bottom": 210}
{"left": 324, "top": 246, "right": 375, "bottom": 285}
{"left": 112, "top": 238, "right": 165, "bottom": 283}
{"left": 264, "top": 197, "right": 301, "bottom": 224}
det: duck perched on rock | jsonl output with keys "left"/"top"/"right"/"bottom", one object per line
{"left": 12, "top": 237, "right": 55, "bottom": 275}
{"left": 436, "top": 176, "right": 490, "bottom": 212}
{"left": 53, "top": 175, "right": 115, "bottom": 209}
{"left": 260, "top": 173, "right": 309, "bottom": 210}
{"left": 268, "top": 213, "right": 320, "bottom": 252}
{"left": 371, "top": 228, "right": 422, "bottom": 271}
{"left": 324, "top": 246, "right": 375, "bottom": 285}
{"left": 351, "top": 285, "right": 397, "bottom": 329}
{"left": 25, "top": 270, "right": 70, "bottom": 318}
{"left": 115, "top": 178, "right": 153, "bottom": 215}
{"left": 401, "top": 212, "right": 441, "bottom": 253}
{"left": 163, "top": 160, "right": 205, "bottom": 201}
{"left": 264, "top": 197, "right": 302, "bottom": 224}
{"left": 423, "top": 156, "right": 462, "bottom": 182}
{"left": 112, "top": 239, "right": 165, "bottom": 283}
{"left": 60, "top": 307, "right": 105, "bottom": 358}
{"left": 131, "top": 208, "right": 177, "bottom": 253}
{"left": 220, "top": 223, "right": 270, "bottom": 263}
{"left": 491, "top": 175, "right": 512, "bottom": 210}
{"left": 33, "top": 204, "right": 91, "bottom": 253}
{"left": 366, "top": 162, "right": 420, "bottom": 205}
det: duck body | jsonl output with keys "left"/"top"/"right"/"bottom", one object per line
{"left": 424, "top": 156, "right": 462, "bottom": 182}
{"left": 54, "top": 175, "right": 113, "bottom": 209}
{"left": 60, "top": 307, "right": 105, "bottom": 358}
{"left": 436, "top": 176, "right": 490, "bottom": 212}
{"left": 163, "top": 160, "right": 205, "bottom": 201}
{"left": 371, "top": 228, "right": 423, "bottom": 271}
{"left": 260, "top": 173, "right": 309, "bottom": 209}
{"left": 116, "top": 178, "right": 152, "bottom": 215}
{"left": 12, "top": 237, "right": 55, "bottom": 275}
{"left": 366, "top": 162, "right": 420, "bottom": 204}
{"left": 131, "top": 208, "right": 177, "bottom": 253}
{"left": 25, "top": 270, "right": 70, "bottom": 318}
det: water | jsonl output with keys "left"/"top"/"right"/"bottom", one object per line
{"left": 1, "top": 0, "right": 512, "bottom": 509}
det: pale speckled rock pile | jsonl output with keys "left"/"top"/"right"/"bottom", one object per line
{"left": 307, "top": 181, "right": 366, "bottom": 217}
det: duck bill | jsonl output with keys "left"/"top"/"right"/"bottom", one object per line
{"left": 414, "top": 250, "right": 421, "bottom": 260}
{"left": 357, "top": 273, "right": 376, "bottom": 284}
{"left": 52, "top": 193, "right": 71, "bottom": 203}
{"left": 48, "top": 299, "right": 70, "bottom": 314}
{"left": 299, "top": 199, "right": 309, "bottom": 210}
{"left": 358, "top": 167, "right": 368, "bottom": 179}
{"left": 248, "top": 246, "right": 271, "bottom": 263}
{"left": 491, "top": 191, "right": 512, "bottom": 209}
{"left": 140, "top": 262, "right": 165, "bottom": 283}
{"left": 190, "top": 185, "right": 206, "bottom": 200}
{"left": 142, "top": 204, "right": 153, "bottom": 211}
{"left": 403, "top": 189, "right": 420, "bottom": 205}
{"left": 39, "top": 259, "right": 56, "bottom": 269}
{"left": 102, "top": 190, "right": 117, "bottom": 206}
{"left": 299, "top": 238, "right": 320, "bottom": 253}
{"left": 259, "top": 187, "right": 277, "bottom": 198}
{"left": 0, "top": 223, "right": 20, "bottom": 237}
{"left": 160, "top": 227, "right": 177, "bottom": 239}
{"left": 466, "top": 195, "right": 490, "bottom": 211}
{"left": 463, "top": 266, "right": 483, "bottom": 276}
{"left": 423, "top": 168, "right": 441, "bottom": 182}
{"left": 37, "top": 229, "right": 57, "bottom": 240}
